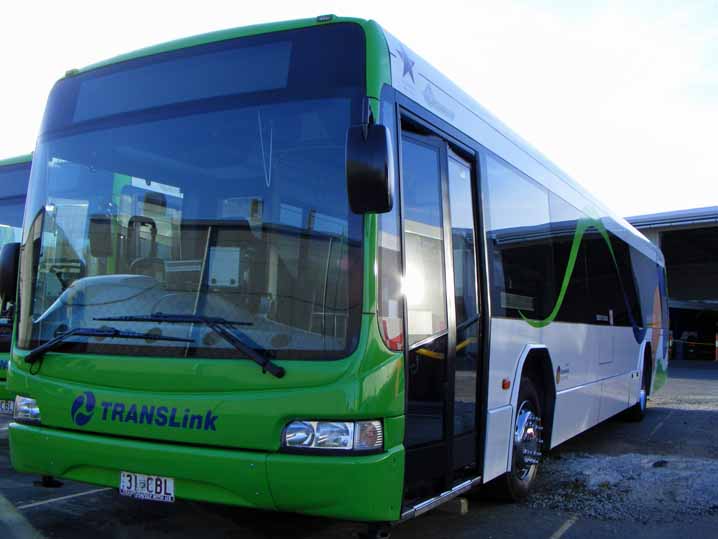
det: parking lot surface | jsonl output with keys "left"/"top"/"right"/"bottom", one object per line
{"left": 1, "top": 361, "right": 717, "bottom": 538}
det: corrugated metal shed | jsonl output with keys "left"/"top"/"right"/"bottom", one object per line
{"left": 628, "top": 206, "right": 718, "bottom": 230}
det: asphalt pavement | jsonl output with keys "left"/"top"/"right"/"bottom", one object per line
{"left": 1, "top": 360, "right": 716, "bottom": 538}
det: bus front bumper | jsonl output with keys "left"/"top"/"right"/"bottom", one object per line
{"left": 9, "top": 423, "right": 404, "bottom": 521}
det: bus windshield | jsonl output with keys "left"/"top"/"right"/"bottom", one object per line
{"left": 17, "top": 24, "right": 365, "bottom": 360}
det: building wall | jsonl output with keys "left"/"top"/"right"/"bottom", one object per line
{"left": 661, "top": 227, "right": 718, "bottom": 303}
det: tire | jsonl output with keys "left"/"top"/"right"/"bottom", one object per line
{"left": 624, "top": 360, "right": 649, "bottom": 422}
{"left": 359, "top": 523, "right": 391, "bottom": 539}
{"left": 483, "top": 377, "right": 544, "bottom": 501}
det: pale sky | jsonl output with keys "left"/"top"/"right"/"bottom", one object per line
{"left": 0, "top": 0, "right": 715, "bottom": 217}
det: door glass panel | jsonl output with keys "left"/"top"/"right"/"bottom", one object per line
{"left": 402, "top": 134, "right": 448, "bottom": 449}
{"left": 405, "top": 334, "right": 449, "bottom": 446}
{"left": 454, "top": 322, "right": 479, "bottom": 436}
{"left": 448, "top": 155, "right": 477, "bottom": 325}
{"left": 402, "top": 138, "right": 447, "bottom": 345}
{"left": 448, "top": 152, "right": 478, "bottom": 438}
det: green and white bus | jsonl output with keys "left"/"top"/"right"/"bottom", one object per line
{"left": 0, "top": 154, "right": 30, "bottom": 415}
{"left": 5, "top": 15, "right": 668, "bottom": 533}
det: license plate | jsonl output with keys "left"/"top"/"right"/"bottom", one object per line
{"left": 119, "top": 471, "right": 174, "bottom": 502}
{"left": 0, "top": 400, "right": 13, "bottom": 415}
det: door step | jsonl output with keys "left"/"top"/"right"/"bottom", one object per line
{"left": 400, "top": 475, "right": 481, "bottom": 520}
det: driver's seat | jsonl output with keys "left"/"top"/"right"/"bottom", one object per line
{"left": 126, "top": 215, "right": 165, "bottom": 282}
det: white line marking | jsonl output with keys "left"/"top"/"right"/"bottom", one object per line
{"left": 17, "top": 488, "right": 112, "bottom": 510}
{"left": 0, "top": 427, "right": 8, "bottom": 431}
{"left": 648, "top": 410, "right": 674, "bottom": 440}
{"left": 549, "top": 515, "right": 578, "bottom": 539}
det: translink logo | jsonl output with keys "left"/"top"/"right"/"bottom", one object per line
{"left": 71, "top": 391, "right": 95, "bottom": 426}
{"left": 70, "top": 391, "right": 218, "bottom": 431}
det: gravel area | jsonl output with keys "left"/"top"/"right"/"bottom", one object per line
{"left": 529, "top": 452, "right": 718, "bottom": 522}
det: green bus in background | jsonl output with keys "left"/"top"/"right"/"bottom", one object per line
{"left": 0, "top": 154, "right": 30, "bottom": 416}
{"left": 4, "top": 15, "right": 667, "bottom": 536}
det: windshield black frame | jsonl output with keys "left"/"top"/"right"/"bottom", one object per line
{"left": 17, "top": 23, "right": 366, "bottom": 361}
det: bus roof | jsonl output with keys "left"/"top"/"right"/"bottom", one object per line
{"left": 0, "top": 154, "right": 32, "bottom": 168}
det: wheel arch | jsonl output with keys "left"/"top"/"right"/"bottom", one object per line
{"left": 508, "top": 345, "right": 557, "bottom": 459}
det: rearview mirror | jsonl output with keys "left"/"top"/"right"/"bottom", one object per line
{"left": 0, "top": 242, "right": 20, "bottom": 304}
{"left": 346, "top": 124, "right": 394, "bottom": 214}
{"left": 89, "top": 215, "right": 112, "bottom": 258}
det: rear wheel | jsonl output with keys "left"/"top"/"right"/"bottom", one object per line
{"left": 624, "top": 360, "right": 649, "bottom": 422}
{"left": 485, "top": 377, "right": 544, "bottom": 501}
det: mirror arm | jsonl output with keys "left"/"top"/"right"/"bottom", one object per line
{"left": 360, "top": 96, "right": 376, "bottom": 140}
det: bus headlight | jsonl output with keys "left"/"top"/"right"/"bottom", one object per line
{"left": 14, "top": 396, "right": 41, "bottom": 424}
{"left": 284, "top": 421, "right": 315, "bottom": 447}
{"left": 316, "top": 421, "right": 353, "bottom": 449}
{"left": 282, "top": 420, "right": 383, "bottom": 453}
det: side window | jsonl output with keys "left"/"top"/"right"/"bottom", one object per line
{"left": 631, "top": 246, "right": 659, "bottom": 328}
{"left": 548, "top": 194, "right": 591, "bottom": 324}
{"left": 0, "top": 163, "right": 28, "bottom": 245}
{"left": 482, "top": 155, "right": 554, "bottom": 320}
{"left": 612, "top": 236, "right": 642, "bottom": 327}
{"left": 660, "top": 266, "right": 669, "bottom": 328}
{"left": 402, "top": 136, "right": 447, "bottom": 345}
{"left": 584, "top": 227, "right": 626, "bottom": 325}
{"left": 377, "top": 101, "right": 404, "bottom": 350}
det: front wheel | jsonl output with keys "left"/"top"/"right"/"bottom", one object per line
{"left": 359, "top": 523, "right": 391, "bottom": 539}
{"left": 485, "top": 377, "right": 545, "bottom": 501}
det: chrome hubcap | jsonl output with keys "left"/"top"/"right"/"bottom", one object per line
{"left": 514, "top": 401, "right": 543, "bottom": 479}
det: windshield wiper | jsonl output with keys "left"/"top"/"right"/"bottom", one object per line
{"left": 94, "top": 312, "right": 286, "bottom": 378}
{"left": 25, "top": 327, "right": 194, "bottom": 365}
